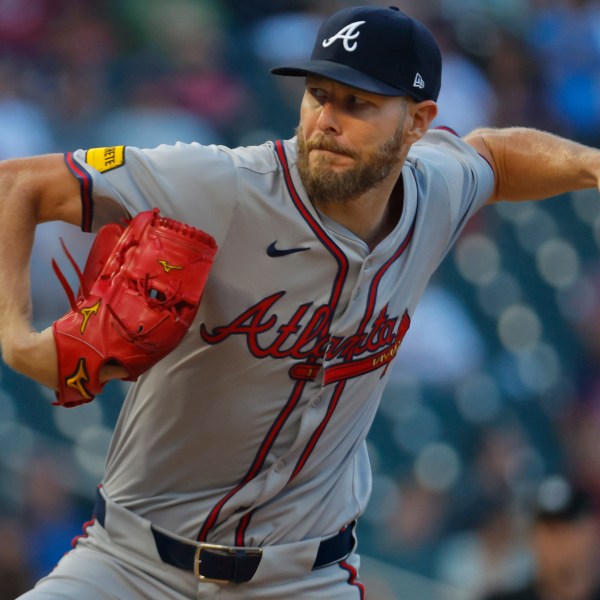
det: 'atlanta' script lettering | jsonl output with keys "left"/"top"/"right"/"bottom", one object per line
{"left": 199, "top": 292, "right": 410, "bottom": 365}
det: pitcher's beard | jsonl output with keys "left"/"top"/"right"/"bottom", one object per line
{"left": 296, "top": 124, "right": 404, "bottom": 204}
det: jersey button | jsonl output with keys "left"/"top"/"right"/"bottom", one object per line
{"left": 310, "top": 396, "right": 321, "bottom": 407}
{"left": 274, "top": 460, "right": 285, "bottom": 472}
{"left": 353, "top": 288, "right": 361, "bottom": 299}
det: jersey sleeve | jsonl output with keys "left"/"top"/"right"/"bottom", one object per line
{"left": 65, "top": 142, "right": 240, "bottom": 245}
{"left": 410, "top": 128, "right": 495, "bottom": 246}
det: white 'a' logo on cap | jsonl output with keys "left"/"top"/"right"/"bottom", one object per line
{"left": 322, "top": 20, "right": 366, "bottom": 52}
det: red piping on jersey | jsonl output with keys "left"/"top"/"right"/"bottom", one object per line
{"left": 290, "top": 380, "right": 347, "bottom": 482}
{"left": 434, "top": 125, "right": 460, "bottom": 137}
{"left": 71, "top": 518, "right": 95, "bottom": 549}
{"left": 355, "top": 215, "right": 416, "bottom": 337}
{"left": 198, "top": 379, "right": 308, "bottom": 542}
{"left": 274, "top": 140, "right": 349, "bottom": 309}
{"left": 235, "top": 509, "right": 253, "bottom": 546}
{"left": 64, "top": 152, "right": 93, "bottom": 232}
{"left": 340, "top": 560, "right": 365, "bottom": 599}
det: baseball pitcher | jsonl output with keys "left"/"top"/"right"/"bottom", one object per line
{"left": 0, "top": 6, "right": 599, "bottom": 600}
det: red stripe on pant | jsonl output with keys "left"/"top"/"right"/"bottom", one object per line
{"left": 340, "top": 560, "right": 365, "bottom": 599}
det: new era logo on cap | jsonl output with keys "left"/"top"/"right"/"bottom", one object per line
{"left": 271, "top": 5, "right": 442, "bottom": 102}
{"left": 413, "top": 73, "right": 425, "bottom": 89}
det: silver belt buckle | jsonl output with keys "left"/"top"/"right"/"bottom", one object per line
{"left": 193, "top": 542, "right": 262, "bottom": 584}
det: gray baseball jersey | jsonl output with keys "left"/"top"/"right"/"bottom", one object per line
{"left": 65, "top": 129, "right": 493, "bottom": 551}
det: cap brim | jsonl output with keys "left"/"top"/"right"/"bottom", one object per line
{"left": 271, "top": 60, "right": 409, "bottom": 97}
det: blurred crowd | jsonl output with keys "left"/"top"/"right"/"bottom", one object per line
{"left": 2, "top": 0, "right": 600, "bottom": 598}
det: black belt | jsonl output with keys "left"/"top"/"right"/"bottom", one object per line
{"left": 94, "top": 490, "right": 355, "bottom": 584}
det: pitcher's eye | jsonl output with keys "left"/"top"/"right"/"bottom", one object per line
{"left": 309, "top": 87, "right": 328, "bottom": 104}
{"left": 346, "top": 95, "right": 368, "bottom": 107}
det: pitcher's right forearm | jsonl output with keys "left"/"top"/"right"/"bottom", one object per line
{"left": 0, "top": 154, "right": 83, "bottom": 382}
{"left": 0, "top": 163, "right": 38, "bottom": 357}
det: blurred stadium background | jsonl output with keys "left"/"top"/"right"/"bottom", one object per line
{"left": 1, "top": 0, "right": 600, "bottom": 598}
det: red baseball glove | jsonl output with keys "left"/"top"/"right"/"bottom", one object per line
{"left": 52, "top": 208, "right": 217, "bottom": 407}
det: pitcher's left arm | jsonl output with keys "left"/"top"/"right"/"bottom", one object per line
{"left": 464, "top": 127, "right": 600, "bottom": 204}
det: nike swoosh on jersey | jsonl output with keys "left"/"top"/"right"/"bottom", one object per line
{"left": 266, "top": 241, "right": 310, "bottom": 257}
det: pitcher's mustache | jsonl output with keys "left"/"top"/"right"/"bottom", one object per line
{"left": 307, "top": 136, "right": 357, "bottom": 158}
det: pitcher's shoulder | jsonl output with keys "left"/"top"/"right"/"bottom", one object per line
{"left": 227, "top": 138, "right": 297, "bottom": 175}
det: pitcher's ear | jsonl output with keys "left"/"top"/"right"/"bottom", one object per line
{"left": 405, "top": 100, "right": 438, "bottom": 144}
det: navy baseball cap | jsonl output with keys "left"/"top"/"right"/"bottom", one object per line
{"left": 271, "top": 6, "right": 442, "bottom": 102}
